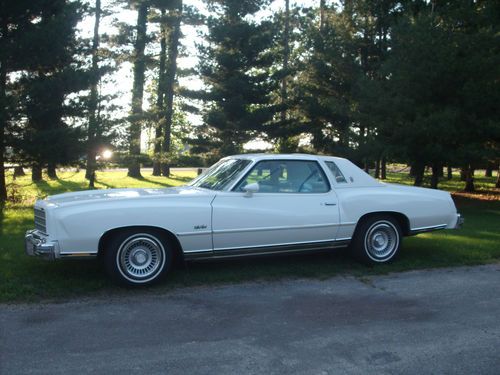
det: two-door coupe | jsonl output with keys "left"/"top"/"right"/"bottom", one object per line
{"left": 26, "top": 154, "right": 463, "bottom": 285}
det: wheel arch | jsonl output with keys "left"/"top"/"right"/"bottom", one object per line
{"left": 355, "top": 211, "right": 410, "bottom": 236}
{"left": 98, "top": 225, "right": 184, "bottom": 262}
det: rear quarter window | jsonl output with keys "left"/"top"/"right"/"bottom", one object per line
{"left": 325, "top": 161, "right": 348, "bottom": 184}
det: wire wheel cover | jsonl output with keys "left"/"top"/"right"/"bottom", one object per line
{"left": 118, "top": 235, "right": 164, "bottom": 279}
{"left": 364, "top": 221, "right": 399, "bottom": 259}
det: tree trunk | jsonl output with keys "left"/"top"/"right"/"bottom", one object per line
{"left": 409, "top": 164, "right": 415, "bottom": 177}
{"left": 381, "top": 156, "right": 387, "bottom": 179}
{"left": 32, "top": 163, "right": 43, "bottom": 182}
{"left": 13, "top": 166, "right": 25, "bottom": 179}
{"left": 437, "top": 164, "right": 444, "bottom": 177}
{"left": 319, "top": 0, "right": 325, "bottom": 30}
{"left": 153, "top": 9, "right": 167, "bottom": 176}
{"left": 277, "top": 0, "right": 290, "bottom": 152}
{"left": 460, "top": 167, "right": 467, "bottom": 181}
{"left": 464, "top": 166, "right": 475, "bottom": 192}
{"left": 374, "top": 158, "right": 380, "bottom": 179}
{"left": 128, "top": 3, "right": 148, "bottom": 178}
{"left": 430, "top": 163, "right": 440, "bottom": 189}
{"left": 413, "top": 162, "right": 425, "bottom": 186}
{"left": 86, "top": 0, "right": 101, "bottom": 182}
{"left": 485, "top": 163, "right": 493, "bottom": 177}
{"left": 447, "top": 165, "right": 452, "bottom": 180}
{"left": 88, "top": 170, "right": 95, "bottom": 189}
{"left": 161, "top": 0, "right": 182, "bottom": 178}
{"left": 0, "top": 36, "right": 7, "bottom": 204}
{"left": 47, "top": 163, "right": 57, "bottom": 179}
{"left": 496, "top": 165, "right": 500, "bottom": 188}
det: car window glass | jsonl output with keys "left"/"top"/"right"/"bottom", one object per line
{"left": 189, "top": 159, "right": 251, "bottom": 190}
{"left": 325, "top": 161, "right": 348, "bottom": 183}
{"left": 236, "top": 160, "right": 329, "bottom": 193}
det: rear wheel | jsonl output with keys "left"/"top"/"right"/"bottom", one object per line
{"left": 351, "top": 215, "right": 402, "bottom": 264}
{"left": 104, "top": 229, "right": 173, "bottom": 286}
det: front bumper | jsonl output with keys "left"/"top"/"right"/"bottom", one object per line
{"left": 454, "top": 213, "right": 464, "bottom": 229}
{"left": 25, "top": 230, "right": 58, "bottom": 260}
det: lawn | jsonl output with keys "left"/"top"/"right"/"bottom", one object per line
{"left": 0, "top": 168, "right": 499, "bottom": 303}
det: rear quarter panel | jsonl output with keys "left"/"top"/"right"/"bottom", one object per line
{"left": 334, "top": 185, "right": 457, "bottom": 239}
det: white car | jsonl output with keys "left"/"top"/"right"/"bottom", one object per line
{"left": 26, "top": 154, "right": 463, "bottom": 286}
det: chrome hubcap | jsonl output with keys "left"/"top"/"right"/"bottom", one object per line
{"left": 118, "top": 235, "right": 164, "bottom": 280}
{"left": 365, "top": 221, "right": 399, "bottom": 260}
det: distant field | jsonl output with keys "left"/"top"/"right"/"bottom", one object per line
{"left": 0, "top": 168, "right": 499, "bottom": 303}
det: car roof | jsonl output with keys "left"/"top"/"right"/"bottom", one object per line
{"left": 228, "top": 153, "right": 347, "bottom": 162}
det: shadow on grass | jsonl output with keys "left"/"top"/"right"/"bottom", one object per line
{"left": 33, "top": 178, "right": 89, "bottom": 198}
{"left": 94, "top": 178, "right": 114, "bottom": 189}
{"left": 0, "top": 205, "right": 5, "bottom": 236}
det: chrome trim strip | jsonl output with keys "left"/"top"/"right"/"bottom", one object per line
{"left": 177, "top": 231, "right": 212, "bottom": 237}
{"left": 410, "top": 223, "right": 448, "bottom": 235}
{"left": 338, "top": 222, "right": 356, "bottom": 227}
{"left": 184, "top": 239, "right": 350, "bottom": 260}
{"left": 183, "top": 248, "right": 213, "bottom": 254}
{"left": 213, "top": 238, "right": 335, "bottom": 252}
{"left": 60, "top": 253, "right": 97, "bottom": 258}
{"left": 335, "top": 237, "right": 352, "bottom": 241}
{"left": 212, "top": 222, "right": 338, "bottom": 235}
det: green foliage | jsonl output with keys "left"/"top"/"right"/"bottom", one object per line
{"left": 380, "top": 2, "right": 500, "bottom": 170}
{"left": 192, "top": 0, "right": 277, "bottom": 157}
{"left": 299, "top": 4, "right": 360, "bottom": 157}
{"left": 11, "top": 1, "right": 89, "bottom": 169}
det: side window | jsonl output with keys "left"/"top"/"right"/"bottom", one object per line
{"left": 325, "top": 161, "right": 348, "bottom": 184}
{"left": 235, "top": 160, "right": 330, "bottom": 193}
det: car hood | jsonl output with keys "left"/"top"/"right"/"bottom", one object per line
{"left": 40, "top": 186, "right": 215, "bottom": 207}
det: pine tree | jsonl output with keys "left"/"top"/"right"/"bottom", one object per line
{"left": 0, "top": 1, "right": 48, "bottom": 203}
{"left": 151, "top": 7, "right": 168, "bottom": 176}
{"left": 15, "top": 0, "right": 87, "bottom": 182}
{"left": 160, "top": 0, "right": 182, "bottom": 177}
{"left": 299, "top": 2, "right": 360, "bottom": 158}
{"left": 128, "top": 1, "right": 149, "bottom": 178}
{"left": 193, "top": 0, "right": 276, "bottom": 157}
{"left": 86, "top": 0, "right": 102, "bottom": 188}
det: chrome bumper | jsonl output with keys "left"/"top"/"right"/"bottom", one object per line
{"left": 25, "top": 230, "right": 58, "bottom": 260}
{"left": 454, "top": 214, "right": 464, "bottom": 229}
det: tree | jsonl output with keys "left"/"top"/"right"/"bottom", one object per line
{"left": 380, "top": 1, "right": 499, "bottom": 190}
{"left": 128, "top": 1, "right": 149, "bottom": 178}
{"left": 14, "top": 0, "right": 87, "bottom": 182}
{"left": 298, "top": 2, "right": 360, "bottom": 158}
{"left": 189, "top": 0, "right": 276, "bottom": 157}
{"left": 160, "top": 0, "right": 182, "bottom": 177}
{"left": 0, "top": 1, "right": 48, "bottom": 203}
{"left": 152, "top": 7, "right": 168, "bottom": 176}
{"left": 86, "top": 0, "right": 102, "bottom": 188}
{"left": 276, "top": 0, "right": 291, "bottom": 152}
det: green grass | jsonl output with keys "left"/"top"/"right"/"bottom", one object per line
{"left": 0, "top": 168, "right": 499, "bottom": 303}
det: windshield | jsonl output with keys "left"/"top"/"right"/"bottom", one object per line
{"left": 188, "top": 158, "right": 252, "bottom": 190}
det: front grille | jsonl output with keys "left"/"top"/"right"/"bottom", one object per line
{"left": 34, "top": 207, "right": 47, "bottom": 234}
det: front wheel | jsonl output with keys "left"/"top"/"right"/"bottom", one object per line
{"left": 104, "top": 229, "right": 173, "bottom": 286}
{"left": 351, "top": 215, "right": 402, "bottom": 264}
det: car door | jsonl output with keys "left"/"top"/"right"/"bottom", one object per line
{"left": 211, "top": 159, "right": 341, "bottom": 253}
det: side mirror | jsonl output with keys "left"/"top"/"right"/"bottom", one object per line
{"left": 243, "top": 182, "right": 259, "bottom": 197}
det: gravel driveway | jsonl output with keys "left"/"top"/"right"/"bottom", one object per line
{"left": 1, "top": 264, "right": 499, "bottom": 374}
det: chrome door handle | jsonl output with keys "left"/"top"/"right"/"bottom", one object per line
{"left": 323, "top": 202, "right": 337, "bottom": 206}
